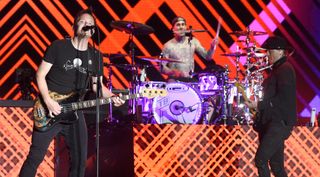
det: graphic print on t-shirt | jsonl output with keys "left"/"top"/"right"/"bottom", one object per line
{"left": 63, "top": 57, "right": 87, "bottom": 74}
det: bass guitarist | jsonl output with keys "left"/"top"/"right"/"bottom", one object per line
{"left": 19, "top": 9, "right": 124, "bottom": 177}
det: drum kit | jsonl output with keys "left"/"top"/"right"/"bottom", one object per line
{"left": 106, "top": 21, "right": 271, "bottom": 125}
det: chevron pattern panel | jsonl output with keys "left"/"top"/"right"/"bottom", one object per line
{"left": 133, "top": 124, "right": 320, "bottom": 177}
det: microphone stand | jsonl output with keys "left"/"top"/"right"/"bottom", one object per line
{"left": 92, "top": 25, "right": 102, "bottom": 177}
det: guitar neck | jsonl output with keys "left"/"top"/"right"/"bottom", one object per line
{"left": 61, "top": 93, "right": 141, "bottom": 111}
{"left": 235, "top": 83, "right": 250, "bottom": 102}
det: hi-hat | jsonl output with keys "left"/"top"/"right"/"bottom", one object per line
{"left": 229, "top": 30, "right": 267, "bottom": 36}
{"left": 136, "top": 56, "right": 182, "bottom": 63}
{"left": 110, "top": 21, "right": 154, "bottom": 35}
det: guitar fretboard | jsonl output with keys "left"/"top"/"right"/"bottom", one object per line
{"left": 61, "top": 93, "right": 142, "bottom": 112}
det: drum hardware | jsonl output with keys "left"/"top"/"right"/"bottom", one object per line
{"left": 110, "top": 20, "right": 154, "bottom": 116}
{"left": 104, "top": 63, "right": 116, "bottom": 123}
{"left": 217, "top": 27, "right": 269, "bottom": 124}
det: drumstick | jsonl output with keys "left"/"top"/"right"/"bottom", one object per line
{"left": 211, "top": 17, "right": 222, "bottom": 53}
{"left": 215, "top": 17, "right": 222, "bottom": 39}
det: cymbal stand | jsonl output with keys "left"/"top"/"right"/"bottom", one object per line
{"left": 220, "top": 65, "right": 230, "bottom": 125}
{"left": 235, "top": 46, "right": 241, "bottom": 107}
{"left": 106, "top": 65, "right": 116, "bottom": 123}
{"left": 128, "top": 33, "right": 139, "bottom": 116}
{"left": 243, "top": 27, "right": 253, "bottom": 124}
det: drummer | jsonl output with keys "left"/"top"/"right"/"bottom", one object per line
{"left": 161, "top": 16, "right": 219, "bottom": 82}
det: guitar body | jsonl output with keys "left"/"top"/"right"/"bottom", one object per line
{"left": 33, "top": 91, "right": 79, "bottom": 132}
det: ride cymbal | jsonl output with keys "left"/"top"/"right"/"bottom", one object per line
{"left": 110, "top": 20, "right": 154, "bottom": 35}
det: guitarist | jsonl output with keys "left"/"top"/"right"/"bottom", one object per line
{"left": 19, "top": 9, "right": 124, "bottom": 177}
{"left": 245, "top": 36, "right": 296, "bottom": 177}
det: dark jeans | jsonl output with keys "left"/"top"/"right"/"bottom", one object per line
{"left": 255, "top": 121, "right": 292, "bottom": 177}
{"left": 19, "top": 111, "right": 88, "bottom": 177}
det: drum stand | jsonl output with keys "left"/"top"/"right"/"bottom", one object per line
{"left": 128, "top": 33, "right": 138, "bottom": 116}
{"left": 213, "top": 65, "right": 230, "bottom": 125}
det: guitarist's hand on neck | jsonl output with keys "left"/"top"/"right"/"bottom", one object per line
{"left": 111, "top": 94, "right": 125, "bottom": 107}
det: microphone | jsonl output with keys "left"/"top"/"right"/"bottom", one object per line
{"left": 82, "top": 25, "right": 96, "bottom": 31}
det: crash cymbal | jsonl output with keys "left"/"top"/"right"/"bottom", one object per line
{"left": 229, "top": 30, "right": 267, "bottom": 36}
{"left": 136, "top": 56, "right": 182, "bottom": 63}
{"left": 110, "top": 20, "right": 154, "bottom": 35}
{"left": 102, "top": 53, "right": 127, "bottom": 59}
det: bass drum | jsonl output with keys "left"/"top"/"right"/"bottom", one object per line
{"left": 152, "top": 82, "right": 203, "bottom": 124}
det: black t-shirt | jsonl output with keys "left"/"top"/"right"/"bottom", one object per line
{"left": 44, "top": 39, "right": 102, "bottom": 94}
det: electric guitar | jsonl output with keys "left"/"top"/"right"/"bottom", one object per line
{"left": 234, "top": 82, "right": 262, "bottom": 131}
{"left": 33, "top": 88, "right": 167, "bottom": 132}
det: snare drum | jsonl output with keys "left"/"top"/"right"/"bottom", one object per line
{"left": 152, "top": 82, "right": 203, "bottom": 124}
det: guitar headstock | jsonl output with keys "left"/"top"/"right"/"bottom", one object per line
{"left": 140, "top": 88, "right": 167, "bottom": 99}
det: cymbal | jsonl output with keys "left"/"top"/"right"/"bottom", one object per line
{"left": 221, "top": 52, "right": 266, "bottom": 58}
{"left": 110, "top": 20, "right": 154, "bottom": 35}
{"left": 104, "top": 63, "right": 153, "bottom": 70}
{"left": 102, "top": 53, "right": 127, "bottom": 59}
{"left": 229, "top": 30, "right": 267, "bottom": 36}
{"left": 241, "top": 47, "right": 267, "bottom": 51}
{"left": 221, "top": 52, "right": 247, "bottom": 57}
{"left": 174, "top": 29, "right": 208, "bottom": 33}
{"left": 136, "top": 56, "right": 182, "bottom": 63}
{"left": 192, "top": 65, "right": 226, "bottom": 77}
{"left": 236, "top": 39, "right": 256, "bottom": 43}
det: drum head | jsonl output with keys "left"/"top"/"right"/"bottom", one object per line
{"left": 152, "top": 82, "right": 203, "bottom": 124}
